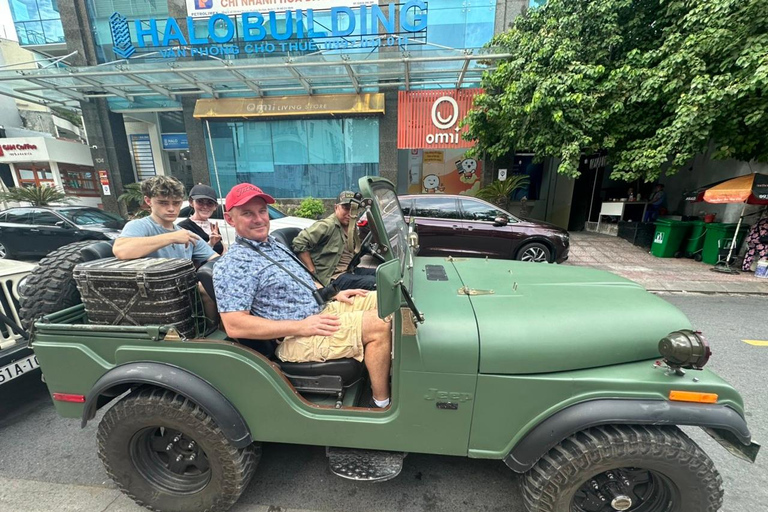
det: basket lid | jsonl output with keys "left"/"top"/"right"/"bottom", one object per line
{"left": 74, "top": 257, "right": 195, "bottom": 277}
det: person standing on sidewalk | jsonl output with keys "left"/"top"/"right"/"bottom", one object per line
{"left": 293, "top": 191, "right": 376, "bottom": 290}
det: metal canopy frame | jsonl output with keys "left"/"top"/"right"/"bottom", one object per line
{"left": 0, "top": 49, "right": 510, "bottom": 109}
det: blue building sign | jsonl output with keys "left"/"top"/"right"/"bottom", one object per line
{"left": 161, "top": 133, "right": 189, "bottom": 150}
{"left": 110, "top": 1, "right": 428, "bottom": 58}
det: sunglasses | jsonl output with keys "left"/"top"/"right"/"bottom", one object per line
{"left": 194, "top": 199, "right": 217, "bottom": 207}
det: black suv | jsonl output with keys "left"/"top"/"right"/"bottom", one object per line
{"left": 0, "top": 206, "right": 124, "bottom": 259}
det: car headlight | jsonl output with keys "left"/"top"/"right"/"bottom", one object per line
{"left": 103, "top": 232, "right": 121, "bottom": 240}
{"left": 555, "top": 232, "right": 570, "bottom": 242}
{"left": 658, "top": 330, "right": 711, "bottom": 370}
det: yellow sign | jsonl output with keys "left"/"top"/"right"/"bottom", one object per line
{"left": 194, "top": 94, "right": 385, "bottom": 118}
{"left": 423, "top": 151, "right": 444, "bottom": 163}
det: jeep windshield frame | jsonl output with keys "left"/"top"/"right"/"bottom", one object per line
{"left": 359, "top": 177, "right": 423, "bottom": 321}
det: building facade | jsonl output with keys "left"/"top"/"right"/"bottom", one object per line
{"left": 0, "top": 36, "right": 97, "bottom": 207}
{"left": 1, "top": 0, "right": 535, "bottom": 216}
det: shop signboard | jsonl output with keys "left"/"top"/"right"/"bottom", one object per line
{"left": 194, "top": 93, "right": 385, "bottom": 118}
{"left": 110, "top": 1, "right": 427, "bottom": 58}
{"left": 186, "top": 0, "right": 376, "bottom": 18}
{"left": 161, "top": 134, "right": 189, "bottom": 151}
{"left": 0, "top": 139, "right": 47, "bottom": 162}
{"left": 397, "top": 89, "right": 481, "bottom": 150}
{"left": 754, "top": 173, "right": 768, "bottom": 201}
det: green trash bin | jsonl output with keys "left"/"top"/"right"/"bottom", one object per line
{"left": 683, "top": 220, "right": 707, "bottom": 258}
{"left": 651, "top": 219, "right": 691, "bottom": 258}
{"left": 701, "top": 223, "right": 749, "bottom": 265}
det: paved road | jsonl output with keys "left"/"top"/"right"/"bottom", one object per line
{"left": 1, "top": 294, "right": 766, "bottom": 512}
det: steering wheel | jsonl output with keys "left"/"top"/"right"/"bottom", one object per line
{"left": 346, "top": 231, "right": 385, "bottom": 273}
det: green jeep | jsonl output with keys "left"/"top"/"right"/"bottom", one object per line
{"left": 28, "top": 177, "right": 758, "bottom": 512}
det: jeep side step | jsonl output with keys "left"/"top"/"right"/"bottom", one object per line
{"left": 326, "top": 447, "right": 406, "bottom": 482}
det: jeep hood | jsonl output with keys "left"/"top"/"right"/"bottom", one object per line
{"left": 438, "top": 258, "right": 691, "bottom": 374}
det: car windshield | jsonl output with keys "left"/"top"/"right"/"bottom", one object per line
{"left": 370, "top": 182, "right": 408, "bottom": 263}
{"left": 57, "top": 208, "right": 123, "bottom": 226}
{"left": 268, "top": 205, "right": 286, "bottom": 219}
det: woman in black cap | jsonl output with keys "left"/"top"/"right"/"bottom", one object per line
{"left": 178, "top": 184, "right": 225, "bottom": 255}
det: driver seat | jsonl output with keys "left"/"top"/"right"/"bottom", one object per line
{"left": 196, "top": 259, "right": 364, "bottom": 403}
{"left": 270, "top": 227, "right": 301, "bottom": 249}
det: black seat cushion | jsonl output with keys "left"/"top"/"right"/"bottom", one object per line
{"left": 278, "top": 358, "right": 364, "bottom": 386}
{"left": 81, "top": 240, "right": 115, "bottom": 261}
{"left": 271, "top": 227, "right": 302, "bottom": 249}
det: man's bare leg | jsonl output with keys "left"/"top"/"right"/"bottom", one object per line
{"left": 361, "top": 310, "right": 392, "bottom": 402}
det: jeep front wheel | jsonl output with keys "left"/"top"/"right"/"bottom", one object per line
{"left": 98, "top": 387, "right": 259, "bottom": 512}
{"left": 522, "top": 425, "right": 723, "bottom": 512}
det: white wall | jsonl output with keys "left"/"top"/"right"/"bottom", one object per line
{"left": 45, "top": 138, "right": 93, "bottom": 166}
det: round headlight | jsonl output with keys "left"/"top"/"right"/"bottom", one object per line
{"left": 658, "top": 330, "right": 711, "bottom": 370}
{"left": 17, "top": 274, "right": 30, "bottom": 298}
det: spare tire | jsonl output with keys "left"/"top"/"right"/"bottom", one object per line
{"left": 19, "top": 240, "right": 96, "bottom": 331}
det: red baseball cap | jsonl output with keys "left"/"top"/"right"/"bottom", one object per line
{"left": 225, "top": 183, "right": 275, "bottom": 211}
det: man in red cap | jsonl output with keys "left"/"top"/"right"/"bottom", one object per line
{"left": 213, "top": 183, "right": 392, "bottom": 408}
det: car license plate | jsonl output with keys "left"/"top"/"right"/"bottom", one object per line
{"left": 0, "top": 354, "right": 39, "bottom": 385}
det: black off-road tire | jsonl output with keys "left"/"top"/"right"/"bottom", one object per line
{"left": 18, "top": 240, "right": 94, "bottom": 330}
{"left": 522, "top": 425, "right": 723, "bottom": 512}
{"left": 98, "top": 387, "right": 259, "bottom": 512}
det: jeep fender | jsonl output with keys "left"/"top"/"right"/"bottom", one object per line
{"left": 504, "top": 399, "right": 755, "bottom": 472}
{"left": 81, "top": 362, "right": 252, "bottom": 448}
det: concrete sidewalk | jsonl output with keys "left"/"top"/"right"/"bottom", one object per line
{"left": 566, "top": 232, "right": 768, "bottom": 294}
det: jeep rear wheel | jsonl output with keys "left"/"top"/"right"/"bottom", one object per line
{"left": 98, "top": 387, "right": 259, "bottom": 512}
{"left": 18, "top": 240, "right": 94, "bottom": 330}
{"left": 522, "top": 425, "right": 723, "bottom": 512}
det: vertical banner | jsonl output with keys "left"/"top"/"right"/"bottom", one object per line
{"left": 130, "top": 134, "right": 156, "bottom": 180}
{"left": 98, "top": 170, "right": 111, "bottom": 196}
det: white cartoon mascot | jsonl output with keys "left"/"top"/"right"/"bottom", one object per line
{"left": 422, "top": 174, "right": 445, "bottom": 193}
{"left": 456, "top": 158, "right": 479, "bottom": 184}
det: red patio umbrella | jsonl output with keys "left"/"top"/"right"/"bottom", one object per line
{"left": 703, "top": 173, "right": 768, "bottom": 271}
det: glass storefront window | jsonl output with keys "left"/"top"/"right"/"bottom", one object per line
{"left": 60, "top": 165, "right": 100, "bottom": 197}
{"left": 206, "top": 117, "right": 379, "bottom": 198}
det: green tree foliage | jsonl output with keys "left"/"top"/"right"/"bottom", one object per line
{"left": 463, "top": 0, "right": 768, "bottom": 182}
{"left": 475, "top": 174, "right": 530, "bottom": 210}
{"left": 294, "top": 197, "right": 325, "bottom": 219}
{"left": 0, "top": 185, "right": 73, "bottom": 206}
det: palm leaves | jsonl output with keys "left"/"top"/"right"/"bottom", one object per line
{"left": 475, "top": 174, "right": 530, "bottom": 210}
{"left": 118, "top": 182, "right": 149, "bottom": 218}
{"left": 0, "top": 185, "right": 74, "bottom": 206}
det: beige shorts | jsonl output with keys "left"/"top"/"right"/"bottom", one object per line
{"left": 276, "top": 292, "right": 378, "bottom": 363}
